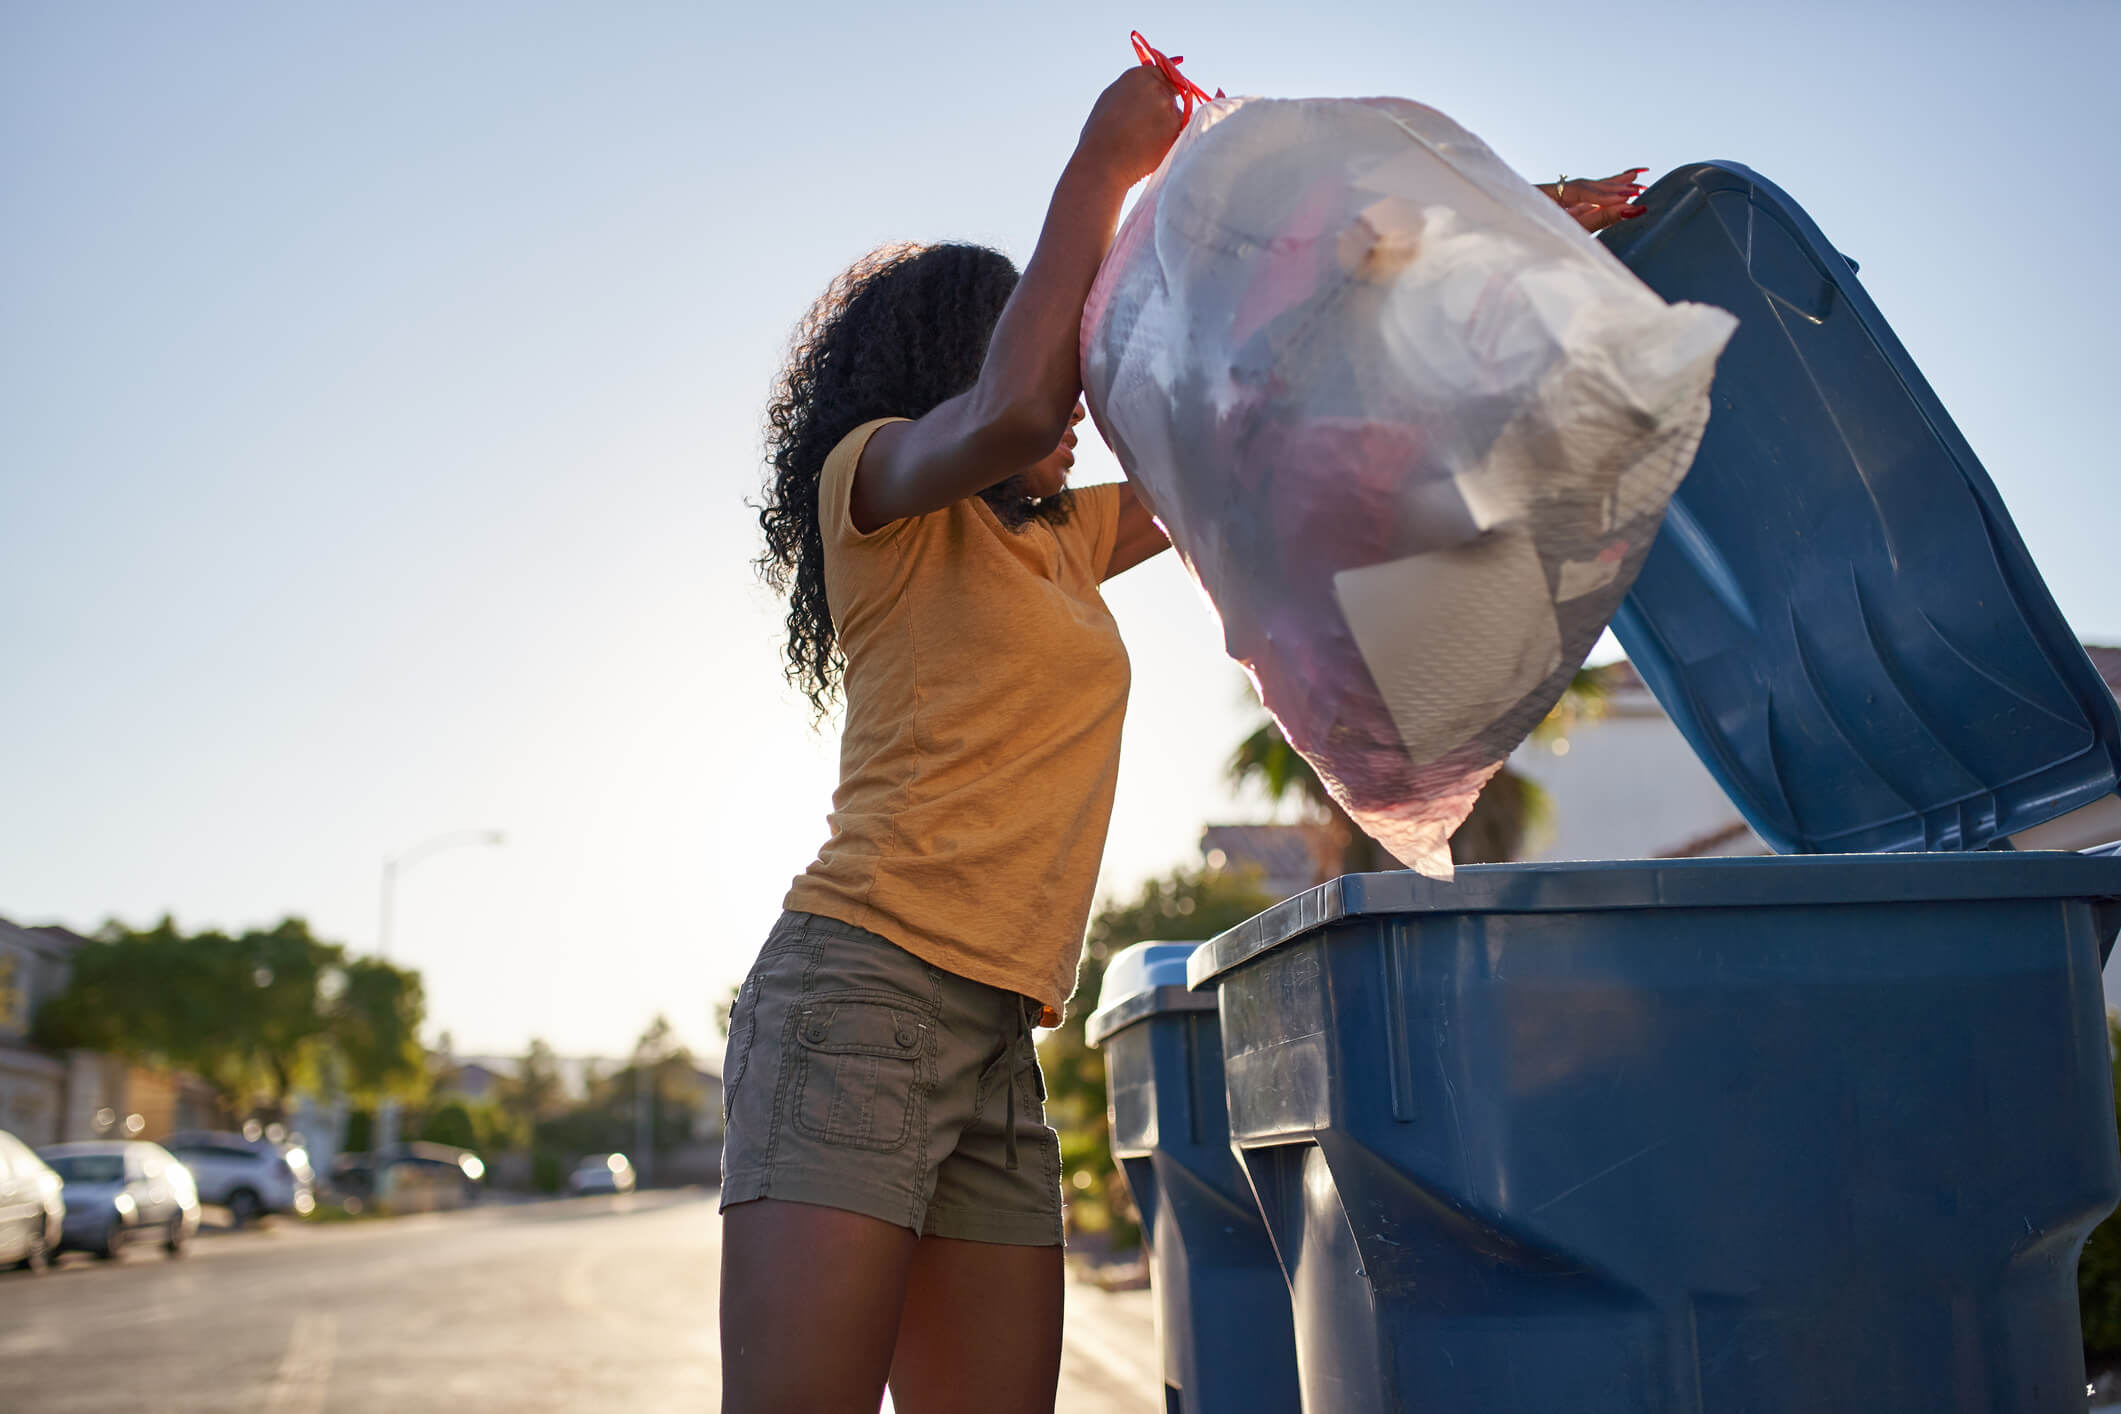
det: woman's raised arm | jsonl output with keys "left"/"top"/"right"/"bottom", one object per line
{"left": 849, "top": 68, "right": 1182, "bottom": 534}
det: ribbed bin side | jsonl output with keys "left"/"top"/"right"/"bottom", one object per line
{"left": 1210, "top": 876, "right": 2121, "bottom": 1412}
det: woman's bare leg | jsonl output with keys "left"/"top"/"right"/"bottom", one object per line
{"left": 721, "top": 1198, "right": 919, "bottom": 1413}
{"left": 886, "top": 1235, "right": 1065, "bottom": 1414}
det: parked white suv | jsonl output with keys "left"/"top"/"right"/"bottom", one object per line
{"left": 161, "top": 1131, "right": 315, "bottom": 1225}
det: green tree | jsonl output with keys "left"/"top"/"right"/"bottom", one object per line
{"left": 330, "top": 955, "right": 428, "bottom": 1102}
{"left": 34, "top": 918, "right": 194, "bottom": 1064}
{"left": 33, "top": 916, "right": 425, "bottom": 1116}
{"left": 1039, "top": 865, "right": 1275, "bottom": 1249}
{"left": 463, "top": 1098, "right": 529, "bottom": 1155}
{"left": 508, "top": 1038, "right": 564, "bottom": 1130}
{"left": 633, "top": 1014, "right": 682, "bottom": 1069}
{"left": 532, "top": 1017, "right": 702, "bottom": 1181}
{"left": 234, "top": 919, "right": 338, "bottom": 1109}
{"left": 1227, "top": 667, "right": 1612, "bottom": 872}
{"left": 419, "top": 1100, "right": 478, "bottom": 1151}
{"left": 622, "top": 1014, "right": 704, "bottom": 1163}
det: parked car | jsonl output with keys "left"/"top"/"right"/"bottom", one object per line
{"left": 161, "top": 1130, "right": 314, "bottom": 1225}
{"left": 38, "top": 1141, "right": 200, "bottom": 1261}
{"left": 566, "top": 1153, "right": 636, "bottom": 1196}
{"left": 330, "top": 1143, "right": 485, "bottom": 1212}
{"left": 0, "top": 1129, "right": 65, "bottom": 1272}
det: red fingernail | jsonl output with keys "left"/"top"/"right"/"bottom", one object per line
{"left": 1623, "top": 206, "right": 1647, "bottom": 218}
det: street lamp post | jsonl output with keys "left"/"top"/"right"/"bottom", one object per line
{"left": 378, "top": 829, "right": 508, "bottom": 961}
{"left": 372, "top": 828, "right": 506, "bottom": 1184}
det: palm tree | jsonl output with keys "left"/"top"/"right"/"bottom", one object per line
{"left": 1227, "top": 667, "right": 1612, "bottom": 873}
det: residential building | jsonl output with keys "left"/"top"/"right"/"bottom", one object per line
{"left": 0, "top": 918, "right": 220, "bottom": 1144}
{"left": 1199, "top": 822, "right": 1343, "bottom": 902}
{"left": 1509, "top": 645, "right": 2121, "bottom": 861}
{"left": 0, "top": 919, "right": 84, "bottom": 1143}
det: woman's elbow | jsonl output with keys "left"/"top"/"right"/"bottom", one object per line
{"left": 969, "top": 390, "right": 1068, "bottom": 465}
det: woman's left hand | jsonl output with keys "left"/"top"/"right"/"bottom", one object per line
{"left": 1544, "top": 168, "right": 1649, "bottom": 232}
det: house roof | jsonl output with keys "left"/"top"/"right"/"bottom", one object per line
{"left": 0, "top": 918, "right": 86, "bottom": 961}
{"left": 1653, "top": 819, "right": 1760, "bottom": 859}
{"left": 2088, "top": 645, "right": 2121, "bottom": 694}
{"left": 1199, "top": 823, "right": 1340, "bottom": 892}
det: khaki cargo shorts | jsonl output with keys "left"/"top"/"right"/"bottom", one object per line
{"left": 719, "top": 910, "right": 1064, "bottom": 1246}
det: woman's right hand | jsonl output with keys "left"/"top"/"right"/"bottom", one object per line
{"left": 1075, "top": 66, "right": 1186, "bottom": 187}
{"left": 1546, "top": 169, "right": 1648, "bottom": 232}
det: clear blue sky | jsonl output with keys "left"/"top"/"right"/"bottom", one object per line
{"left": 5, "top": 1, "right": 2115, "bottom": 1058}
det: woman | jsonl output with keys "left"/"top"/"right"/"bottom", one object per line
{"left": 725, "top": 63, "right": 1647, "bottom": 1412}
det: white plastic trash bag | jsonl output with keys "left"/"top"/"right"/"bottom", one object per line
{"left": 1082, "top": 95, "right": 1736, "bottom": 878}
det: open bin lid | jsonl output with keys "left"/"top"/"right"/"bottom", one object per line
{"left": 1085, "top": 941, "right": 1210, "bottom": 1048}
{"left": 1598, "top": 162, "right": 2121, "bottom": 855}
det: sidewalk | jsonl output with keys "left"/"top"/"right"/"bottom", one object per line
{"left": 1056, "top": 1273, "right": 1161, "bottom": 1412}
{"left": 219, "top": 1190, "right": 1172, "bottom": 1410}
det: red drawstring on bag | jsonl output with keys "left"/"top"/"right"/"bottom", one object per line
{"left": 1131, "top": 30, "right": 1222, "bottom": 119}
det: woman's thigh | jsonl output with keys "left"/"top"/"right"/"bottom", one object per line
{"left": 889, "top": 1234, "right": 1065, "bottom": 1414}
{"left": 721, "top": 1197, "right": 917, "bottom": 1413}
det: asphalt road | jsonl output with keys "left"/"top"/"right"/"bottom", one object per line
{"left": 0, "top": 1190, "right": 1163, "bottom": 1412}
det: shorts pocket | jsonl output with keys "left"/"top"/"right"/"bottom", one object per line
{"left": 791, "top": 993, "right": 929, "bottom": 1152}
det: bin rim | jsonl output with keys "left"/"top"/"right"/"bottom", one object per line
{"left": 1086, "top": 940, "right": 1214, "bottom": 1048}
{"left": 1186, "top": 850, "right": 2121, "bottom": 990}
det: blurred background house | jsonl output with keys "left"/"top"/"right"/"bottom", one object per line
{"left": 1, "top": 917, "right": 221, "bottom": 1145}
{"left": 1506, "top": 647, "right": 2121, "bottom": 862}
{"left": 0, "top": 918, "right": 80, "bottom": 1142}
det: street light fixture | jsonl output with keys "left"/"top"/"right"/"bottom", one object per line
{"left": 370, "top": 828, "right": 507, "bottom": 1185}
{"left": 377, "top": 829, "right": 508, "bottom": 960}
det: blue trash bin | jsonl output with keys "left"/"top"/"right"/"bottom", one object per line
{"left": 1186, "top": 162, "right": 2121, "bottom": 1412}
{"left": 1089, "top": 942, "right": 1301, "bottom": 1414}
{"left": 1193, "top": 856, "right": 2121, "bottom": 1411}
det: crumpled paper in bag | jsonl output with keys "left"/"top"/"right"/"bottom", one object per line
{"left": 1082, "top": 95, "right": 1736, "bottom": 877}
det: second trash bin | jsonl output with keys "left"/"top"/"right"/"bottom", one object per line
{"left": 1089, "top": 942, "right": 1301, "bottom": 1414}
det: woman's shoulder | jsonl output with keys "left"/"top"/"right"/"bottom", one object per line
{"left": 824, "top": 417, "right": 911, "bottom": 481}
{"left": 819, "top": 418, "right": 915, "bottom": 549}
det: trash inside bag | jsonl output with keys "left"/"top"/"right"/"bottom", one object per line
{"left": 1082, "top": 96, "right": 1736, "bottom": 878}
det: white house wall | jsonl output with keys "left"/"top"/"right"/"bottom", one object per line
{"left": 1508, "top": 705, "right": 1758, "bottom": 862}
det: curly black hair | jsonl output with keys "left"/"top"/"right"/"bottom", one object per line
{"left": 757, "top": 242, "right": 1075, "bottom": 717}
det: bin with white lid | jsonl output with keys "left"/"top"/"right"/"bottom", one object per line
{"left": 1088, "top": 941, "right": 1300, "bottom": 1414}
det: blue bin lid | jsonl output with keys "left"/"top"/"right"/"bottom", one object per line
{"left": 1084, "top": 941, "right": 1212, "bottom": 1048}
{"left": 1598, "top": 162, "right": 2121, "bottom": 855}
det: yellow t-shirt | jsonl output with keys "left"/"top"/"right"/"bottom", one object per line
{"left": 783, "top": 418, "right": 1130, "bottom": 1018}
